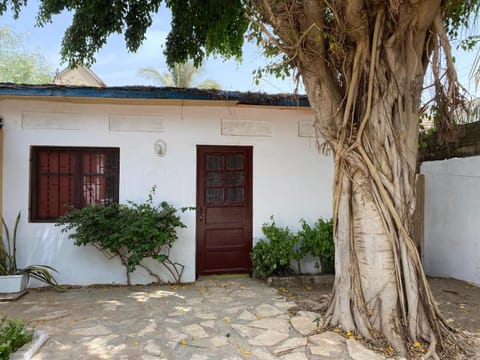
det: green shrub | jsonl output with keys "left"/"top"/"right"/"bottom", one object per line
{"left": 298, "top": 218, "right": 335, "bottom": 274}
{"left": 0, "top": 317, "right": 33, "bottom": 360}
{"left": 250, "top": 217, "right": 298, "bottom": 279}
{"left": 56, "top": 187, "right": 192, "bottom": 284}
{"left": 250, "top": 216, "right": 335, "bottom": 278}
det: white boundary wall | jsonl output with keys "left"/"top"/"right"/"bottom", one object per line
{"left": 421, "top": 157, "right": 480, "bottom": 286}
{"left": 1, "top": 99, "right": 333, "bottom": 285}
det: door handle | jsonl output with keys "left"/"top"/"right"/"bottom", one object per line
{"left": 199, "top": 207, "right": 205, "bottom": 222}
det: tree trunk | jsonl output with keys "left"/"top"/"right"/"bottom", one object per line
{"left": 324, "top": 104, "right": 422, "bottom": 354}
{"left": 306, "top": 71, "right": 462, "bottom": 357}
{"left": 251, "top": 0, "right": 468, "bottom": 357}
{"left": 299, "top": 8, "right": 462, "bottom": 358}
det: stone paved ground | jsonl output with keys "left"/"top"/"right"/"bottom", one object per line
{"left": 1, "top": 277, "right": 397, "bottom": 360}
{"left": 1, "top": 277, "right": 478, "bottom": 359}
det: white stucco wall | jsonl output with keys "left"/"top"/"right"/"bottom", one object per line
{"left": 1, "top": 99, "right": 333, "bottom": 285}
{"left": 421, "top": 157, "right": 480, "bottom": 286}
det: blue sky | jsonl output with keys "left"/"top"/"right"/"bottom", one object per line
{"left": 1, "top": 1, "right": 478, "bottom": 97}
{"left": 1, "top": 2, "right": 302, "bottom": 93}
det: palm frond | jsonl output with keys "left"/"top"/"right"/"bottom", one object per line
{"left": 11, "top": 212, "right": 20, "bottom": 272}
{"left": 139, "top": 67, "right": 174, "bottom": 86}
{"left": 470, "top": 49, "right": 480, "bottom": 92}
{"left": 138, "top": 67, "right": 161, "bottom": 79}
{"left": 139, "top": 60, "right": 221, "bottom": 89}
{"left": 1, "top": 212, "right": 63, "bottom": 290}
{"left": 0, "top": 239, "right": 9, "bottom": 275}
{"left": 0, "top": 262, "right": 8, "bottom": 276}
{"left": 160, "top": 73, "right": 175, "bottom": 87}
{"left": 1, "top": 216, "right": 11, "bottom": 257}
{"left": 1, "top": 212, "right": 21, "bottom": 274}
{"left": 197, "top": 80, "right": 222, "bottom": 89}
{"left": 21, "top": 265, "right": 64, "bottom": 290}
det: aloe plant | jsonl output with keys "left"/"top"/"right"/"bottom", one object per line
{"left": 1, "top": 212, "right": 61, "bottom": 289}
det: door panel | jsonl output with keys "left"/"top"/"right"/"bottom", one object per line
{"left": 196, "top": 145, "right": 253, "bottom": 276}
{"left": 205, "top": 228, "right": 244, "bottom": 248}
{"left": 206, "top": 207, "right": 245, "bottom": 224}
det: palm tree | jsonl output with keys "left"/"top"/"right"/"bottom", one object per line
{"left": 138, "top": 60, "right": 221, "bottom": 89}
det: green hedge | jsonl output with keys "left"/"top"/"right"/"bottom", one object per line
{"left": 251, "top": 217, "right": 334, "bottom": 279}
{"left": 0, "top": 317, "right": 33, "bottom": 360}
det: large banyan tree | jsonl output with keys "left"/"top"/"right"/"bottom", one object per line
{"left": 2, "top": 0, "right": 478, "bottom": 357}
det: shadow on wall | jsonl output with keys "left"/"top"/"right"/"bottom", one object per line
{"left": 22, "top": 226, "right": 124, "bottom": 286}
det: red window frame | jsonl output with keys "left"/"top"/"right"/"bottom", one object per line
{"left": 30, "top": 146, "right": 120, "bottom": 222}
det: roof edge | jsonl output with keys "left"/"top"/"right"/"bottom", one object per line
{"left": 0, "top": 84, "right": 310, "bottom": 107}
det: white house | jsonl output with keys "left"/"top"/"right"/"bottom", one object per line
{"left": 0, "top": 84, "right": 334, "bottom": 285}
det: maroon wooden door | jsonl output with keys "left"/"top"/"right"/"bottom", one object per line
{"left": 196, "top": 145, "right": 253, "bottom": 276}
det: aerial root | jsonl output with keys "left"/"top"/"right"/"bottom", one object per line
{"left": 423, "top": 330, "right": 440, "bottom": 360}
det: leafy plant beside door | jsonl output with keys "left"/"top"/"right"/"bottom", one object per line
{"left": 56, "top": 187, "right": 192, "bottom": 284}
{"left": 0, "top": 212, "right": 60, "bottom": 292}
{"left": 297, "top": 218, "right": 335, "bottom": 274}
{"left": 250, "top": 217, "right": 299, "bottom": 279}
{"left": 251, "top": 216, "right": 335, "bottom": 279}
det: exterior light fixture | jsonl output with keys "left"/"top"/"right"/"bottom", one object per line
{"left": 154, "top": 139, "right": 166, "bottom": 157}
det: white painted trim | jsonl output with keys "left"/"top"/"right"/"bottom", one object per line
{"left": 22, "top": 112, "right": 81, "bottom": 130}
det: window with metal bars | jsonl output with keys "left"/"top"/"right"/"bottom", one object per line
{"left": 30, "top": 146, "right": 120, "bottom": 222}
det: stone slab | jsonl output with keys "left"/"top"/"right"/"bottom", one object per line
{"left": 231, "top": 324, "right": 261, "bottom": 338}
{"left": 309, "top": 331, "right": 345, "bottom": 346}
{"left": 273, "top": 337, "right": 307, "bottom": 355}
{"left": 181, "top": 324, "right": 209, "bottom": 339}
{"left": 254, "top": 303, "right": 283, "bottom": 318}
{"left": 248, "top": 318, "right": 290, "bottom": 333}
{"left": 248, "top": 329, "right": 289, "bottom": 346}
{"left": 69, "top": 325, "right": 111, "bottom": 336}
{"left": 346, "top": 338, "right": 386, "bottom": 360}
{"left": 290, "top": 315, "right": 319, "bottom": 336}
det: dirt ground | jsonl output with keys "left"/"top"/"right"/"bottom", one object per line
{"left": 273, "top": 276, "right": 480, "bottom": 358}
